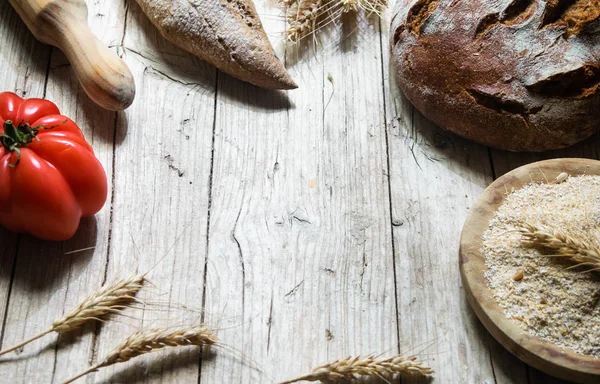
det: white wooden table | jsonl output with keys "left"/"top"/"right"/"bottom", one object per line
{"left": 0, "top": 0, "right": 594, "bottom": 382}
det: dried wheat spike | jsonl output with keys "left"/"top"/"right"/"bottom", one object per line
{"left": 282, "top": 0, "right": 387, "bottom": 43}
{"left": 63, "top": 326, "right": 217, "bottom": 384}
{"left": 0, "top": 274, "right": 144, "bottom": 357}
{"left": 103, "top": 326, "right": 217, "bottom": 365}
{"left": 518, "top": 222, "right": 600, "bottom": 271}
{"left": 52, "top": 274, "right": 145, "bottom": 332}
{"left": 286, "top": 0, "right": 324, "bottom": 43}
{"left": 280, "top": 354, "right": 434, "bottom": 383}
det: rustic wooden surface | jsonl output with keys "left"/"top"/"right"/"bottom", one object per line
{"left": 0, "top": 0, "right": 597, "bottom": 383}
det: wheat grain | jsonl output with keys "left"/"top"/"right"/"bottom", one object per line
{"left": 554, "top": 172, "right": 569, "bottom": 183}
{"left": 0, "top": 274, "right": 145, "bottom": 357}
{"left": 280, "top": 354, "right": 434, "bottom": 383}
{"left": 518, "top": 221, "right": 600, "bottom": 271}
{"left": 341, "top": 0, "right": 360, "bottom": 12}
{"left": 62, "top": 326, "right": 217, "bottom": 384}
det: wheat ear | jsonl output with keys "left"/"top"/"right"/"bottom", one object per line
{"left": 518, "top": 222, "right": 600, "bottom": 271}
{"left": 285, "top": 0, "right": 324, "bottom": 43}
{"left": 282, "top": 0, "right": 387, "bottom": 43}
{"left": 0, "top": 274, "right": 144, "bottom": 357}
{"left": 62, "top": 326, "right": 217, "bottom": 384}
{"left": 280, "top": 354, "right": 434, "bottom": 383}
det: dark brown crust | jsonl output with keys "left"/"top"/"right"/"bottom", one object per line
{"left": 390, "top": 0, "right": 600, "bottom": 152}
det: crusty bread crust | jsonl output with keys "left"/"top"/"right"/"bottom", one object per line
{"left": 391, "top": 0, "right": 600, "bottom": 152}
{"left": 136, "top": 0, "right": 297, "bottom": 90}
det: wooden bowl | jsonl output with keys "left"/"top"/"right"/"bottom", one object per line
{"left": 460, "top": 158, "right": 600, "bottom": 383}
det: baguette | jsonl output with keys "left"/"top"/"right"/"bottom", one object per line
{"left": 135, "top": 0, "right": 297, "bottom": 90}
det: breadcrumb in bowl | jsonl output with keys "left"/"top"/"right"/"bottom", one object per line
{"left": 460, "top": 158, "right": 600, "bottom": 383}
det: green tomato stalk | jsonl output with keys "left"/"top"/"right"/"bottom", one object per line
{"left": 0, "top": 119, "right": 65, "bottom": 166}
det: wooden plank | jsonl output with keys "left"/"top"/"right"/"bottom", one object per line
{"left": 384, "top": 96, "right": 500, "bottom": 383}
{"left": 200, "top": 5, "right": 398, "bottom": 383}
{"left": 0, "top": 0, "right": 51, "bottom": 382}
{"left": 382, "top": 6, "right": 517, "bottom": 381}
{"left": 89, "top": 1, "right": 217, "bottom": 382}
{"left": 0, "top": 0, "right": 46, "bottom": 341}
{"left": 40, "top": 1, "right": 129, "bottom": 381}
{"left": 0, "top": 1, "right": 124, "bottom": 382}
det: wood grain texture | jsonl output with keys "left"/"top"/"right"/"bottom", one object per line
{"left": 0, "top": 0, "right": 595, "bottom": 383}
{"left": 200, "top": 7, "right": 397, "bottom": 383}
{"left": 90, "top": 1, "right": 216, "bottom": 382}
{"left": 460, "top": 158, "right": 600, "bottom": 384}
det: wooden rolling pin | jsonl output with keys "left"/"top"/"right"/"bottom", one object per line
{"left": 9, "top": 0, "right": 135, "bottom": 110}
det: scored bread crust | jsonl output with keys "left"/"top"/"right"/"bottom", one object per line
{"left": 390, "top": 0, "right": 600, "bottom": 152}
{"left": 135, "top": 0, "right": 297, "bottom": 90}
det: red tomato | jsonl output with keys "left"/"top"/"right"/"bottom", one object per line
{"left": 0, "top": 92, "right": 108, "bottom": 241}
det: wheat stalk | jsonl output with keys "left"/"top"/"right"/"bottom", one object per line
{"left": 518, "top": 221, "right": 600, "bottom": 271}
{"left": 62, "top": 326, "right": 217, "bottom": 384}
{"left": 0, "top": 274, "right": 144, "bottom": 357}
{"left": 281, "top": 0, "right": 387, "bottom": 43}
{"left": 280, "top": 354, "right": 434, "bottom": 383}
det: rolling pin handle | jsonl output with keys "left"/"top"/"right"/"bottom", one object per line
{"left": 8, "top": 0, "right": 136, "bottom": 111}
{"left": 58, "top": 21, "right": 136, "bottom": 111}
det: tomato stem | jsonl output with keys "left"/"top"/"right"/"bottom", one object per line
{"left": 0, "top": 120, "right": 37, "bottom": 166}
{"left": 0, "top": 119, "right": 65, "bottom": 166}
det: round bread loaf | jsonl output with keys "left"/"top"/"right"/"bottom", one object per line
{"left": 390, "top": 0, "right": 600, "bottom": 151}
